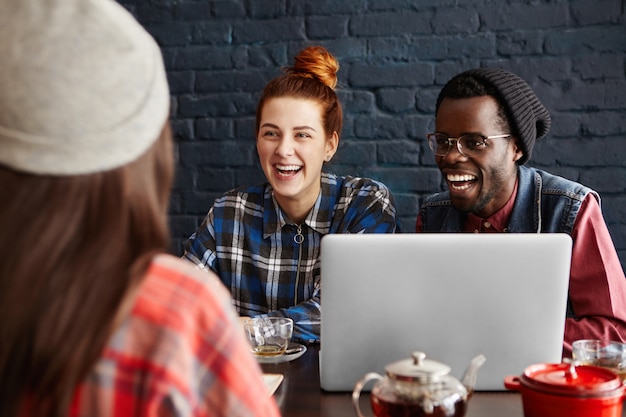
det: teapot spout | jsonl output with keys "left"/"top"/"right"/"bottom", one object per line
{"left": 461, "top": 354, "right": 486, "bottom": 393}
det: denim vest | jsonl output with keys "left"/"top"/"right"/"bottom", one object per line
{"left": 418, "top": 166, "right": 599, "bottom": 319}
{"left": 419, "top": 165, "right": 599, "bottom": 234}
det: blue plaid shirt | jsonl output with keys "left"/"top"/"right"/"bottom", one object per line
{"left": 184, "top": 172, "right": 398, "bottom": 343}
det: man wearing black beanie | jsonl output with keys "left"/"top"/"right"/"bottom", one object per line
{"left": 416, "top": 67, "right": 626, "bottom": 357}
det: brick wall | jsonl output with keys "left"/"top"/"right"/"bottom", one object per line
{"left": 119, "top": 0, "right": 626, "bottom": 272}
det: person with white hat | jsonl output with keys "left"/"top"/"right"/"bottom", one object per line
{"left": 0, "top": 0, "right": 280, "bottom": 416}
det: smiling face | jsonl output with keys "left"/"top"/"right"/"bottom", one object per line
{"left": 435, "top": 96, "right": 523, "bottom": 218}
{"left": 257, "top": 96, "right": 338, "bottom": 223}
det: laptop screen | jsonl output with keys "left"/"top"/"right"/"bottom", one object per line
{"left": 320, "top": 233, "right": 571, "bottom": 391}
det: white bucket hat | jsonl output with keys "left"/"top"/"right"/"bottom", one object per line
{"left": 0, "top": 0, "right": 170, "bottom": 175}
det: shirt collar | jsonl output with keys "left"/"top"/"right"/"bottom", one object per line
{"left": 464, "top": 177, "right": 519, "bottom": 233}
{"left": 262, "top": 172, "right": 336, "bottom": 238}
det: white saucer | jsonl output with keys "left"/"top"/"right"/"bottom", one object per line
{"left": 256, "top": 343, "right": 307, "bottom": 364}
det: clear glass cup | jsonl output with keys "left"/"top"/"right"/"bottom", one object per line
{"left": 244, "top": 317, "right": 293, "bottom": 357}
{"left": 572, "top": 339, "right": 626, "bottom": 382}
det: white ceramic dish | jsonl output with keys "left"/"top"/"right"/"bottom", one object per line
{"left": 262, "top": 373, "right": 284, "bottom": 395}
{"left": 256, "top": 343, "right": 307, "bottom": 364}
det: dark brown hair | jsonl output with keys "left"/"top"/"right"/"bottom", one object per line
{"left": 0, "top": 124, "right": 174, "bottom": 417}
{"left": 255, "top": 46, "right": 343, "bottom": 139}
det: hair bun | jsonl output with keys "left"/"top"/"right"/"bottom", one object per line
{"left": 286, "top": 46, "right": 339, "bottom": 89}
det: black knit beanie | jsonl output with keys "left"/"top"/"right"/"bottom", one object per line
{"left": 442, "top": 68, "right": 551, "bottom": 165}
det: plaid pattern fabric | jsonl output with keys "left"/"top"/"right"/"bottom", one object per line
{"left": 184, "top": 173, "right": 398, "bottom": 343}
{"left": 70, "top": 255, "right": 279, "bottom": 417}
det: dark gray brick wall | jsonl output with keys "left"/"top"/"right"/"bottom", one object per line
{"left": 119, "top": 0, "right": 626, "bottom": 272}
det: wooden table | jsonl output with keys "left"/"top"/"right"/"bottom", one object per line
{"left": 260, "top": 344, "right": 535, "bottom": 417}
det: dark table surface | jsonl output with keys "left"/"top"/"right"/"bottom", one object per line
{"left": 260, "top": 344, "right": 539, "bottom": 417}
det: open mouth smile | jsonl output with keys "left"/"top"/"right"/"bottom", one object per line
{"left": 447, "top": 173, "right": 477, "bottom": 191}
{"left": 275, "top": 164, "right": 302, "bottom": 177}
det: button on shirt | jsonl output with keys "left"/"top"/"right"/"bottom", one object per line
{"left": 184, "top": 172, "right": 398, "bottom": 343}
{"left": 464, "top": 181, "right": 517, "bottom": 233}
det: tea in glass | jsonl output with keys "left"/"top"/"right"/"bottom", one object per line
{"left": 244, "top": 317, "right": 293, "bottom": 357}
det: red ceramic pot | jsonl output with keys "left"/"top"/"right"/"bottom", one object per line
{"left": 504, "top": 363, "right": 626, "bottom": 417}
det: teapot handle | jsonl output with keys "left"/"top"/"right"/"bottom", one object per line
{"left": 352, "top": 372, "right": 383, "bottom": 417}
{"left": 503, "top": 375, "right": 522, "bottom": 392}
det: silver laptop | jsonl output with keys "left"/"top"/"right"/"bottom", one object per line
{"left": 319, "top": 233, "right": 572, "bottom": 391}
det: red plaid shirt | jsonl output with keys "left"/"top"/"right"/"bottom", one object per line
{"left": 70, "top": 255, "right": 280, "bottom": 417}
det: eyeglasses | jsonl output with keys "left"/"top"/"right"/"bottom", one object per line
{"left": 426, "top": 133, "right": 512, "bottom": 157}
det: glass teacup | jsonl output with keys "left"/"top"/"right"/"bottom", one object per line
{"left": 244, "top": 317, "right": 293, "bottom": 357}
{"left": 572, "top": 339, "right": 626, "bottom": 382}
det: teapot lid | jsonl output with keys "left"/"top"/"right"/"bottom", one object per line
{"left": 385, "top": 351, "right": 451, "bottom": 383}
